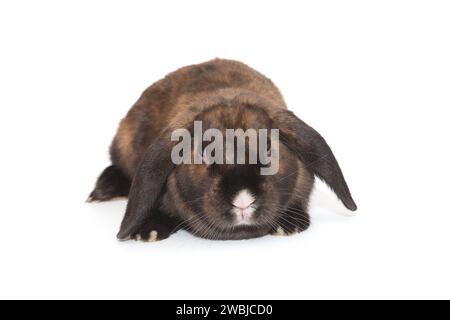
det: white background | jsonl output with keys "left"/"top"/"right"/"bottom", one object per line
{"left": 1, "top": 0, "right": 449, "bottom": 300}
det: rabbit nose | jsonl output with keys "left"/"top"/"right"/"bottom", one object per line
{"left": 232, "top": 189, "right": 256, "bottom": 210}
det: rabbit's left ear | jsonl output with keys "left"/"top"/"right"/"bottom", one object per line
{"left": 274, "top": 110, "right": 357, "bottom": 211}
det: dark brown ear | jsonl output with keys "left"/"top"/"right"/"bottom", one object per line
{"left": 117, "top": 131, "right": 175, "bottom": 240}
{"left": 274, "top": 110, "right": 357, "bottom": 211}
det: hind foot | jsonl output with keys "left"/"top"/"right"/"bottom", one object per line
{"left": 87, "top": 165, "right": 131, "bottom": 202}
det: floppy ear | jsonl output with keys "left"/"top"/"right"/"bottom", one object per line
{"left": 274, "top": 110, "right": 357, "bottom": 211}
{"left": 117, "top": 131, "right": 175, "bottom": 240}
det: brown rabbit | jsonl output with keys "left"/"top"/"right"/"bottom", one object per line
{"left": 88, "top": 59, "right": 357, "bottom": 241}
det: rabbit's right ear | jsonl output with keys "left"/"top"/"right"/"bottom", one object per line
{"left": 117, "top": 131, "right": 176, "bottom": 240}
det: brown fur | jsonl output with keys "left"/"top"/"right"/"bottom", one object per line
{"left": 111, "top": 59, "right": 286, "bottom": 177}
{"left": 89, "top": 59, "right": 356, "bottom": 241}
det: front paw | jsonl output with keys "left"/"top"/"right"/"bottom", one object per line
{"left": 129, "top": 220, "right": 175, "bottom": 242}
{"left": 271, "top": 226, "right": 299, "bottom": 237}
{"left": 271, "top": 211, "right": 310, "bottom": 236}
{"left": 132, "top": 230, "right": 161, "bottom": 242}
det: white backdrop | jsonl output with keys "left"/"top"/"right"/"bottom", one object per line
{"left": 1, "top": 0, "right": 449, "bottom": 299}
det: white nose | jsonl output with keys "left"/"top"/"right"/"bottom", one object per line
{"left": 232, "top": 189, "right": 256, "bottom": 209}
{"left": 232, "top": 189, "right": 256, "bottom": 225}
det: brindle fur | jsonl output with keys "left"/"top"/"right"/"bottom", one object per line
{"left": 88, "top": 59, "right": 357, "bottom": 242}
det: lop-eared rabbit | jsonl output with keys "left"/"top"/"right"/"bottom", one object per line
{"left": 88, "top": 59, "right": 357, "bottom": 242}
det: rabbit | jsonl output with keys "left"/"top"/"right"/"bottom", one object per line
{"left": 88, "top": 59, "right": 357, "bottom": 242}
